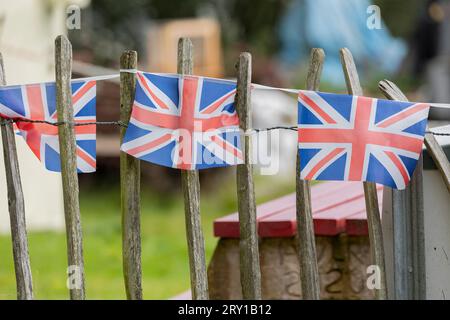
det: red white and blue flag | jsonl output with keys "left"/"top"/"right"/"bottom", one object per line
{"left": 0, "top": 80, "right": 97, "bottom": 172}
{"left": 297, "top": 90, "right": 430, "bottom": 189}
{"left": 121, "top": 72, "right": 243, "bottom": 170}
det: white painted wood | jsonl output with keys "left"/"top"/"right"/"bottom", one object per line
{"left": 423, "top": 169, "right": 450, "bottom": 300}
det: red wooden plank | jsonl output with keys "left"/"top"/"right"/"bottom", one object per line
{"left": 344, "top": 211, "right": 368, "bottom": 236}
{"left": 213, "top": 213, "right": 240, "bottom": 238}
{"left": 257, "top": 209, "right": 347, "bottom": 237}
{"left": 259, "top": 193, "right": 370, "bottom": 237}
{"left": 345, "top": 188, "right": 383, "bottom": 236}
{"left": 258, "top": 182, "right": 367, "bottom": 237}
{"left": 311, "top": 182, "right": 368, "bottom": 214}
{"left": 214, "top": 182, "right": 383, "bottom": 238}
{"left": 257, "top": 207, "right": 297, "bottom": 238}
{"left": 215, "top": 182, "right": 363, "bottom": 237}
{"left": 213, "top": 193, "right": 295, "bottom": 238}
{"left": 312, "top": 184, "right": 382, "bottom": 235}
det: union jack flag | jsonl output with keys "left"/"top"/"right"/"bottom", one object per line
{"left": 297, "top": 90, "right": 430, "bottom": 189}
{"left": 121, "top": 72, "right": 243, "bottom": 170}
{"left": 0, "top": 80, "right": 96, "bottom": 172}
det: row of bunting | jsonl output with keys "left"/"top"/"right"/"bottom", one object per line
{"left": 0, "top": 71, "right": 437, "bottom": 190}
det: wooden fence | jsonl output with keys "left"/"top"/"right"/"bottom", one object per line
{"left": 1, "top": 34, "right": 450, "bottom": 300}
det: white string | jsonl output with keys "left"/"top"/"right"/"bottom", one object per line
{"left": 1, "top": 69, "right": 449, "bottom": 109}
{"left": 251, "top": 83, "right": 300, "bottom": 94}
{"left": 256, "top": 85, "right": 450, "bottom": 109}
{"left": 244, "top": 129, "right": 257, "bottom": 136}
{"left": 119, "top": 69, "right": 138, "bottom": 74}
{"left": 72, "top": 74, "right": 119, "bottom": 82}
{"left": 71, "top": 70, "right": 450, "bottom": 109}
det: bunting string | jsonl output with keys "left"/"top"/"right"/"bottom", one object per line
{"left": 1, "top": 69, "right": 450, "bottom": 109}
{"left": 120, "top": 70, "right": 450, "bottom": 110}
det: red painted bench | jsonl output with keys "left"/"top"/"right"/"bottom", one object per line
{"left": 213, "top": 181, "right": 383, "bottom": 238}
{"left": 207, "top": 181, "right": 385, "bottom": 299}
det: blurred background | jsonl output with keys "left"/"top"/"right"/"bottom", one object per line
{"left": 0, "top": 0, "right": 449, "bottom": 299}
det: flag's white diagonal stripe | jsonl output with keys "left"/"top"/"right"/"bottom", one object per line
{"left": 138, "top": 73, "right": 178, "bottom": 113}
{"left": 299, "top": 90, "right": 350, "bottom": 126}
{"left": 371, "top": 148, "right": 406, "bottom": 189}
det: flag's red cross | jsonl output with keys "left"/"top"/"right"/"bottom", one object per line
{"left": 16, "top": 83, "right": 96, "bottom": 168}
{"left": 131, "top": 73, "right": 239, "bottom": 169}
{"left": 298, "top": 94, "right": 427, "bottom": 181}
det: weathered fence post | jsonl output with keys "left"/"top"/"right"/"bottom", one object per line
{"left": 378, "top": 79, "right": 428, "bottom": 299}
{"left": 423, "top": 134, "right": 450, "bottom": 194}
{"left": 0, "top": 53, "right": 34, "bottom": 300}
{"left": 120, "top": 50, "right": 142, "bottom": 300}
{"left": 235, "top": 52, "right": 262, "bottom": 299}
{"left": 296, "top": 48, "right": 324, "bottom": 300}
{"left": 178, "top": 38, "right": 209, "bottom": 300}
{"left": 55, "top": 35, "right": 85, "bottom": 300}
{"left": 340, "top": 48, "right": 387, "bottom": 299}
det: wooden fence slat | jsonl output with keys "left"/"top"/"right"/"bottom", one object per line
{"left": 379, "top": 79, "right": 450, "bottom": 194}
{"left": 235, "top": 52, "right": 262, "bottom": 299}
{"left": 339, "top": 48, "right": 387, "bottom": 299}
{"left": 120, "top": 50, "right": 142, "bottom": 300}
{"left": 55, "top": 35, "right": 85, "bottom": 300}
{"left": 296, "top": 48, "right": 324, "bottom": 300}
{"left": 423, "top": 135, "right": 450, "bottom": 193}
{"left": 378, "top": 79, "right": 429, "bottom": 299}
{"left": 409, "top": 154, "right": 426, "bottom": 300}
{"left": 0, "top": 53, "right": 34, "bottom": 300}
{"left": 177, "top": 38, "right": 209, "bottom": 300}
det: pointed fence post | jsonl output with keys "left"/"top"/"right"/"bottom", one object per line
{"left": 235, "top": 52, "right": 262, "bottom": 299}
{"left": 379, "top": 79, "right": 430, "bottom": 299}
{"left": 296, "top": 48, "right": 324, "bottom": 300}
{"left": 55, "top": 35, "right": 85, "bottom": 300}
{"left": 0, "top": 53, "right": 34, "bottom": 300}
{"left": 120, "top": 50, "right": 142, "bottom": 300}
{"left": 340, "top": 48, "right": 387, "bottom": 299}
{"left": 178, "top": 38, "right": 209, "bottom": 300}
{"left": 423, "top": 135, "right": 450, "bottom": 194}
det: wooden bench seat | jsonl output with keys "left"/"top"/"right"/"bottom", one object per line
{"left": 214, "top": 181, "right": 383, "bottom": 238}
{"left": 208, "top": 181, "right": 383, "bottom": 300}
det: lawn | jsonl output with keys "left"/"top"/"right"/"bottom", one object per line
{"left": 0, "top": 174, "right": 294, "bottom": 300}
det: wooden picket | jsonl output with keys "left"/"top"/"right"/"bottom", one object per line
{"left": 423, "top": 135, "right": 450, "bottom": 193}
{"left": 296, "top": 48, "right": 324, "bottom": 300}
{"left": 235, "top": 52, "right": 262, "bottom": 299}
{"left": 339, "top": 48, "right": 388, "bottom": 299}
{"left": 178, "top": 38, "right": 209, "bottom": 300}
{"left": 55, "top": 35, "right": 86, "bottom": 300}
{"left": 120, "top": 50, "right": 143, "bottom": 300}
{"left": 0, "top": 53, "right": 34, "bottom": 300}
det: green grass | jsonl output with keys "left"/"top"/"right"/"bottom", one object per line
{"left": 0, "top": 174, "right": 294, "bottom": 300}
